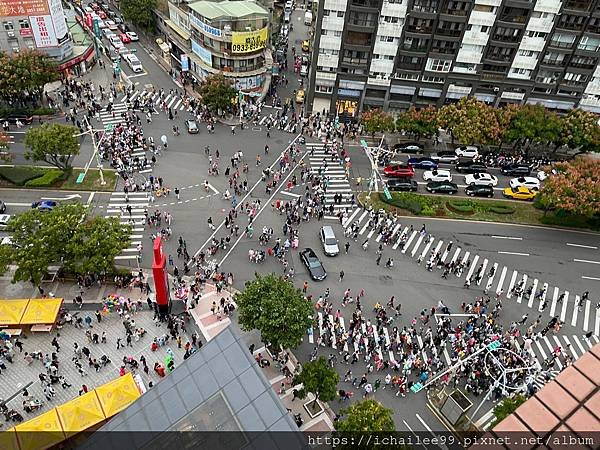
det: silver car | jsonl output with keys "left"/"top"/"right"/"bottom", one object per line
{"left": 319, "top": 225, "right": 339, "bottom": 256}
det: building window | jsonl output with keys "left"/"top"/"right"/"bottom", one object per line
{"left": 316, "top": 84, "right": 333, "bottom": 93}
{"left": 323, "top": 9, "right": 330, "bottom": 16}
{"left": 3, "top": 21, "right": 13, "bottom": 31}
{"left": 481, "top": 26, "right": 490, "bottom": 33}
{"left": 321, "top": 29, "right": 327, "bottom": 35}
{"left": 427, "top": 58, "right": 452, "bottom": 72}
{"left": 422, "top": 76, "right": 444, "bottom": 83}
{"left": 517, "top": 50, "right": 535, "bottom": 57}
{"left": 337, "top": 11, "right": 344, "bottom": 18}
{"left": 510, "top": 68, "right": 530, "bottom": 75}
{"left": 334, "top": 30, "right": 342, "bottom": 37}
{"left": 11, "top": 44, "right": 19, "bottom": 52}
{"left": 24, "top": 39, "right": 34, "bottom": 49}
{"left": 380, "top": 36, "right": 394, "bottom": 42}
{"left": 18, "top": 19, "right": 29, "bottom": 30}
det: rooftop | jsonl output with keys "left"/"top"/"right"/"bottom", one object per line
{"left": 189, "top": 0, "right": 268, "bottom": 20}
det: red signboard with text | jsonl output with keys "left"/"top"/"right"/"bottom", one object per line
{"left": 0, "top": 0, "right": 49, "bottom": 17}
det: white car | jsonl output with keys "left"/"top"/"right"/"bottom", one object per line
{"left": 464, "top": 172, "right": 498, "bottom": 187}
{"left": 126, "top": 31, "right": 139, "bottom": 41}
{"left": 455, "top": 146, "right": 479, "bottom": 159}
{"left": 430, "top": 151, "right": 458, "bottom": 163}
{"left": 509, "top": 176, "right": 541, "bottom": 190}
{"left": 123, "top": 53, "right": 143, "bottom": 73}
{"left": 423, "top": 169, "right": 452, "bottom": 182}
{"left": 102, "top": 28, "right": 115, "bottom": 39}
{"left": 105, "top": 20, "right": 117, "bottom": 31}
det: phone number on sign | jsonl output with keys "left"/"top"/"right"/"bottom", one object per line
{"left": 232, "top": 41, "right": 266, "bottom": 53}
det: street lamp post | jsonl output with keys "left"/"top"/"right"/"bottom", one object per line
{"left": 73, "top": 124, "right": 107, "bottom": 185}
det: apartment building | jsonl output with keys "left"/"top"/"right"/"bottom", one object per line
{"left": 307, "top": 0, "right": 600, "bottom": 118}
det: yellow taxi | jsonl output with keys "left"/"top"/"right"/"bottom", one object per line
{"left": 302, "top": 40, "right": 310, "bottom": 52}
{"left": 295, "top": 89, "right": 305, "bottom": 103}
{"left": 503, "top": 186, "right": 537, "bottom": 201}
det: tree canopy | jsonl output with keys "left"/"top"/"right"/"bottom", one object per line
{"left": 198, "top": 74, "right": 237, "bottom": 116}
{"left": 235, "top": 273, "right": 313, "bottom": 349}
{"left": 438, "top": 97, "right": 501, "bottom": 145}
{"left": 361, "top": 108, "right": 395, "bottom": 136}
{"left": 503, "top": 104, "right": 561, "bottom": 149}
{"left": 0, "top": 50, "right": 57, "bottom": 104}
{"left": 24, "top": 123, "right": 80, "bottom": 170}
{"left": 293, "top": 357, "right": 339, "bottom": 411}
{"left": 0, "top": 203, "right": 131, "bottom": 284}
{"left": 537, "top": 158, "right": 600, "bottom": 219}
{"left": 336, "top": 399, "right": 396, "bottom": 433}
{"left": 395, "top": 106, "right": 438, "bottom": 140}
{"left": 559, "top": 109, "right": 600, "bottom": 153}
{"left": 490, "top": 395, "right": 527, "bottom": 429}
{"left": 121, "top": 0, "right": 157, "bottom": 31}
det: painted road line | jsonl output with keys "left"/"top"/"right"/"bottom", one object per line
{"left": 485, "top": 262, "right": 498, "bottom": 292}
{"left": 538, "top": 282, "right": 549, "bottom": 312}
{"left": 567, "top": 243, "right": 598, "bottom": 249}
{"left": 450, "top": 248, "right": 461, "bottom": 265}
{"left": 317, "top": 312, "right": 323, "bottom": 338}
{"left": 402, "top": 231, "right": 418, "bottom": 254}
{"left": 466, "top": 254, "right": 479, "bottom": 281}
{"left": 595, "top": 308, "right": 600, "bottom": 337}
{"left": 478, "top": 259, "right": 488, "bottom": 286}
{"left": 498, "top": 251, "right": 530, "bottom": 256}
{"left": 4, "top": 202, "right": 34, "bottom": 207}
{"left": 560, "top": 291, "right": 569, "bottom": 323}
{"left": 534, "top": 338, "right": 548, "bottom": 361}
{"left": 583, "top": 300, "right": 591, "bottom": 332}
{"left": 496, "top": 266, "right": 508, "bottom": 294}
{"left": 492, "top": 235, "right": 522, "bottom": 240}
{"left": 549, "top": 287, "right": 559, "bottom": 317}
{"left": 527, "top": 279, "right": 538, "bottom": 308}
{"left": 343, "top": 208, "right": 361, "bottom": 227}
{"left": 562, "top": 336, "right": 578, "bottom": 360}
{"left": 507, "top": 270, "right": 518, "bottom": 299}
{"left": 571, "top": 295, "right": 580, "bottom": 327}
{"left": 574, "top": 259, "right": 600, "bottom": 265}
{"left": 582, "top": 276, "right": 600, "bottom": 281}
{"left": 443, "top": 347, "right": 451, "bottom": 366}
{"left": 572, "top": 335, "right": 586, "bottom": 357}
{"left": 280, "top": 191, "right": 300, "bottom": 198}
{"left": 419, "top": 237, "right": 434, "bottom": 262}
{"left": 411, "top": 234, "right": 425, "bottom": 257}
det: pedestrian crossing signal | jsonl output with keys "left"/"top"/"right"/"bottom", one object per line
{"left": 487, "top": 341, "right": 501, "bottom": 350}
{"left": 411, "top": 382, "right": 423, "bottom": 393}
{"left": 383, "top": 186, "right": 392, "bottom": 201}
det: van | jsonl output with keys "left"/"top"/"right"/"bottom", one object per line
{"left": 284, "top": 11, "right": 291, "bottom": 23}
{"left": 124, "top": 53, "right": 143, "bottom": 73}
{"left": 304, "top": 11, "right": 312, "bottom": 25}
{"left": 319, "top": 226, "right": 339, "bottom": 256}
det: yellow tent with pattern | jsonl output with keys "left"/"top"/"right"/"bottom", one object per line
{"left": 14, "top": 408, "right": 66, "bottom": 450}
{"left": 56, "top": 390, "right": 105, "bottom": 437}
{"left": 95, "top": 373, "right": 141, "bottom": 417}
{"left": 0, "top": 299, "right": 29, "bottom": 326}
{"left": 19, "top": 298, "right": 63, "bottom": 325}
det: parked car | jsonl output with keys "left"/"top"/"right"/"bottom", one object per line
{"left": 185, "top": 120, "right": 199, "bottom": 134}
{"left": 300, "top": 248, "right": 327, "bottom": 281}
{"left": 501, "top": 163, "right": 531, "bottom": 176}
{"left": 383, "top": 164, "right": 415, "bottom": 178}
{"left": 509, "top": 176, "right": 540, "bottom": 190}
{"left": 423, "top": 169, "right": 452, "bottom": 182}
{"left": 465, "top": 185, "right": 494, "bottom": 198}
{"left": 125, "top": 31, "right": 138, "bottom": 41}
{"left": 119, "top": 32, "right": 131, "bottom": 43}
{"left": 503, "top": 186, "right": 537, "bottom": 201}
{"left": 464, "top": 172, "right": 498, "bottom": 187}
{"left": 455, "top": 161, "right": 488, "bottom": 174}
{"left": 393, "top": 142, "right": 424, "bottom": 154}
{"left": 455, "top": 145, "right": 479, "bottom": 159}
{"left": 430, "top": 151, "right": 458, "bottom": 163}
{"left": 426, "top": 181, "right": 458, "bottom": 195}
{"left": 386, "top": 178, "right": 418, "bottom": 192}
{"left": 319, "top": 226, "right": 339, "bottom": 256}
{"left": 31, "top": 200, "right": 57, "bottom": 211}
{"left": 407, "top": 157, "right": 438, "bottom": 170}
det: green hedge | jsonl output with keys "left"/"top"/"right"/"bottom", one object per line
{"left": 489, "top": 205, "right": 515, "bottom": 215}
{"left": 447, "top": 199, "right": 475, "bottom": 214}
{"left": 0, "top": 166, "right": 46, "bottom": 186}
{"left": 540, "top": 210, "right": 600, "bottom": 230}
{"left": 0, "top": 106, "right": 56, "bottom": 117}
{"left": 24, "top": 169, "right": 65, "bottom": 187}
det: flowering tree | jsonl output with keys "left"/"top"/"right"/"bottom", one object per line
{"left": 361, "top": 108, "right": 395, "bottom": 136}
{"left": 0, "top": 130, "right": 13, "bottom": 162}
{"left": 438, "top": 97, "right": 501, "bottom": 145}
{"left": 395, "top": 106, "right": 438, "bottom": 140}
{"left": 0, "top": 50, "right": 57, "bottom": 105}
{"left": 559, "top": 109, "right": 600, "bottom": 153}
{"left": 538, "top": 158, "right": 600, "bottom": 218}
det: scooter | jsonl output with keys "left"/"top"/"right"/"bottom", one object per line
{"left": 23, "top": 398, "right": 43, "bottom": 413}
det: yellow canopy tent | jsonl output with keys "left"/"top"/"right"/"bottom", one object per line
{"left": 19, "top": 298, "right": 63, "bottom": 325}
{"left": 0, "top": 428, "right": 19, "bottom": 450}
{"left": 14, "top": 408, "right": 66, "bottom": 450}
{"left": 95, "top": 373, "right": 141, "bottom": 417}
{"left": 0, "top": 299, "right": 29, "bottom": 326}
{"left": 56, "top": 390, "right": 105, "bottom": 437}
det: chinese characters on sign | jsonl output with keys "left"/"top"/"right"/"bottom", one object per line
{"left": 0, "top": 0, "right": 49, "bottom": 17}
{"left": 188, "top": 13, "right": 221, "bottom": 38}
{"left": 48, "top": 0, "right": 67, "bottom": 40}
{"left": 231, "top": 27, "right": 268, "bottom": 54}
{"left": 30, "top": 14, "right": 57, "bottom": 47}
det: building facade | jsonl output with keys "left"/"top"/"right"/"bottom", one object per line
{"left": 165, "top": 0, "right": 271, "bottom": 96}
{"left": 307, "top": 0, "right": 600, "bottom": 117}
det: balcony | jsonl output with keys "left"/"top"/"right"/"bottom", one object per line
{"left": 341, "top": 57, "right": 370, "bottom": 66}
{"left": 349, "top": 0, "right": 380, "bottom": 7}
{"left": 435, "top": 28, "right": 463, "bottom": 37}
{"left": 481, "top": 73, "right": 506, "bottom": 81}
{"left": 405, "top": 25, "right": 433, "bottom": 34}
{"left": 569, "top": 61, "right": 598, "bottom": 70}
{"left": 430, "top": 46, "right": 458, "bottom": 55}
{"left": 396, "top": 61, "right": 424, "bottom": 71}
{"left": 498, "top": 15, "right": 528, "bottom": 25}
{"left": 469, "top": 10, "right": 497, "bottom": 27}
{"left": 490, "top": 35, "right": 521, "bottom": 44}
{"left": 548, "top": 40, "right": 575, "bottom": 49}
{"left": 563, "top": 0, "right": 592, "bottom": 12}
{"left": 347, "top": 19, "right": 379, "bottom": 30}
{"left": 541, "top": 58, "right": 566, "bottom": 67}
{"left": 534, "top": 0, "right": 562, "bottom": 14}
{"left": 526, "top": 17, "right": 555, "bottom": 33}
{"left": 441, "top": 9, "right": 468, "bottom": 17}
{"left": 555, "top": 20, "right": 586, "bottom": 32}
{"left": 561, "top": 79, "right": 587, "bottom": 88}
{"left": 520, "top": 36, "right": 546, "bottom": 52}
{"left": 462, "top": 30, "right": 490, "bottom": 46}
{"left": 484, "top": 54, "right": 513, "bottom": 63}
{"left": 402, "top": 45, "right": 429, "bottom": 53}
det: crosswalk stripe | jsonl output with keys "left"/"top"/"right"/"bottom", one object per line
{"left": 562, "top": 335, "right": 578, "bottom": 360}
{"left": 432, "top": 240, "right": 444, "bottom": 259}
{"left": 534, "top": 338, "right": 548, "bottom": 361}
{"left": 595, "top": 308, "right": 600, "bottom": 337}
{"left": 527, "top": 279, "right": 538, "bottom": 308}
{"left": 560, "top": 291, "right": 569, "bottom": 322}
{"left": 420, "top": 237, "right": 434, "bottom": 261}
{"left": 466, "top": 254, "right": 479, "bottom": 281}
{"left": 402, "top": 231, "right": 418, "bottom": 254}
{"left": 459, "top": 251, "right": 470, "bottom": 277}
{"left": 507, "top": 270, "right": 518, "bottom": 299}
{"left": 549, "top": 287, "right": 559, "bottom": 317}
{"left": 538, "top": 282, "right": 549, "bottom": 312}
{"left": 343, "top": 208, "right": 361, "bottom": 227}
{"left": 450, "top": 248, "right": 461, "bottom": 265}
{"left": 571, "top": 295, "right": 580, "bottom": 327}
{"left": 173, "top": 98, "right": 182, "bottom": 110}
{"left": 582, "top": 300, "right": 591, "bottom": 332}
{"left": 485, "top": 262, "right": 498, "bottom": 291}
{"left": 496, "top": 266, "right": 507, "bottom": 294}
{"left": 411, "top": 234, "right": 424, "bottom": 257}
{"left": 392, "top": 226, "right": 408, "bottom": 250}
{"left": 477, "top": 259, "right": 488, "bottom": 286}
{"left": 572, "top": 335, "right": 586, "bottom": 356}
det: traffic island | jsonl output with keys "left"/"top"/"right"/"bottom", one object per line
{"left": 0, "top": 166, "right": 117, "bottom": 192}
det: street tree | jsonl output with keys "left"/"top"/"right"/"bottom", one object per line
{"left": 65, "top": 216, "right": 132, "bottom": 275}
{"left": 395, "top": 106, "right": 438, "bottom": 141}
{"left": 336, "top": 399, "right": 396, "bottom": 433}
{"left": 0, "top": 130, "right": 13, "bottom": 162}
{"left": 293, "top": 357, "right": 339, "bottom": 412}
{"left": 559, "top": 109, "right": 600, "bottom": 153}
{"left": 538, "top": 157, "right": 600, "bottom": 218}
{"left": 121, "top": 0, "right": 157, "bottom": 31}
{"left": 438, "top": 97, "right": 501, "bottom": 145}
{"left": 361, "top": 108, "right": 395, "bottom": 136}
{"left": 503, "top": 104, "right": 561, "bottom": 151}
{"left": 198, "top": 75, "right": 237, "bottom": 116}
{"left": 0, "top": 50, "right": 57, "bottom": 104}
{"left": 235, "top": 273, "right": 313, "bottom": 349}
{"left": 24, "top": 123, "right": 80, "bottom": 170}
{"left": 490, "top": 395, "right": 527, "bottom": 428}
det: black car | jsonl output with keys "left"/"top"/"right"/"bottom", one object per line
{"left": 0, "top": 200, "right": 5, "bottom": 214}
{"left": 300, "top": 248, "right": 327, "bottom": 281}
{"left": 465, "top": 185, "right": 494, "bottom": 198}
{"left": 0, "top": 115, "right": 33, "bottom": 126}
{"left": 455, "top": 161, "right": 488, "bottom": 174}
{"left": 500, "top": 163, "right": 531, "bottom": 176}
{"left": 393, "top": 142, "right": 424, "bottom": 154}
{"left": 386, "top": 178, "right": 418, "bottom": 192}
{"left": 426, "top": 181, "right": 458, "bottom": 194}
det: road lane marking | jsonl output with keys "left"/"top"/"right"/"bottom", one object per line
{"left": 4, "top": 202, "right": 32, "bottom": 207}
{"left": 560, "top": 291, "right": 569, "bottom": 322}
{"left": 582, "top": 276, "right": 600, "bottom": 281}
{"left": 571, "top": 295, "right": 580, "bottom": 327}
{"left": 491, "top": 235, "right": 522, "bottom": 240}
{"left": 498, "top": 251, "right": 529, "bottom": 256}
{"left": 567, "top": 243, "right": 598, "bottom": 249}
{"left": 574, "top": 259, "right": 600, "bottom": 265}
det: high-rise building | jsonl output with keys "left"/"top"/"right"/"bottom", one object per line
{"left": 307, "top": 0, "right": 600, "bottom": 118}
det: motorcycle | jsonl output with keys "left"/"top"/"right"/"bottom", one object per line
{"left": 23, "top": 398, "right": 43, "bottom": 413}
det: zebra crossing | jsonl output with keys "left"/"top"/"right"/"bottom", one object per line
{"left": 337, "top": 207, "right": 600, "bottom": 336}
{"left": 307, "top": 143, "right": 355, "bottom": 216}
{"left": 120, "top": 90, "right": 191, "bottom": 112}
{"left": 105, "top": 191, "right": 148, "bottom": 262}
{"left": 98, "top": 102, "right": 130, "bottom": 128}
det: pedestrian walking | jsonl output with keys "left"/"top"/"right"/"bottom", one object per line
{"left": 339, "top": 270, "right": 345, "bottom": 282}
{"left": 175, "top": 188, "right": 180, "bottom": 200}
{"left": 344, "top": 242, "right": 350, "bottom": 254}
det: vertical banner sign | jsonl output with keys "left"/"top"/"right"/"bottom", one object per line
{"left": 30, "top": 15, "right": 57, "bottom": 47}
{"left": 93, "top": 18, "right": 101, "bottom": 39}
{"left": 48, "top": 0, "right": 68, "bottom": 41}
{"left": 180, "top": 53, "right": 189, "bottom": 72}
{"left": 85, "top": 12, "right": 92, "bottom": 28}
{"left": 231, "top": 27, "right": 268, "bottom": 54}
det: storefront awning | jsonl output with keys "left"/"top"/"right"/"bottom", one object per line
{"left": 57, "top": 391, "right": 105, "bottom": 436}
{"left": 14, "top": 409, "right": 66, "bottom": 450}
{"left": 390, "top": 85, "right": 416, "bottom": 95}
{"left": 95, "top": 373, "right": 141, "bottom": 417}
{"left": 19, "top": 298, "right": 63, "bottom": 325}
{"left": 446, "top": 92, "right": 468, "bottom": 100}
{"left": 527, "top": 98, "right": 575, "bottom": 110}
{"left": 475, "top": 93, "right": 496, "bottom": 103}
{"left": 419, "top": 88, "right": 442, "bottom": 98}
{"left": 0, "top": 299, "right": 29, "bottom": 326}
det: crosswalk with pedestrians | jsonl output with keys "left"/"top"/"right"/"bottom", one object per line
{"left": 105, "top": 191, "right": 148, "bottom": 262}
{"left": 306, "top": 143, "right": 356, "bottom": 217}
{"left": 120, "top": 90, "right": 191, "bottom": 112}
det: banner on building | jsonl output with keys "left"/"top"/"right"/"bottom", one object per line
{"left": 30, "top": 14, "right": 57, "bottom": 47}
{"left": 0, "top": 0, "right": 49, "bottom": 17}
{"left": 180, "top": 53, "right": 189, "bottom": 72}
{"left": 191, "top": 39, "right": 212, "bottom": 65}
{"left": 231, "top": 27, "right": 268, "bottom": 54}
{"left": 235, "top": 74, "right": 264, "bottom": 91}
{"left": 48, "top": 0, "right": 67, "bottom": 40}
{"left": 188, "top": 13, "right": 221, "bottom": 37}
